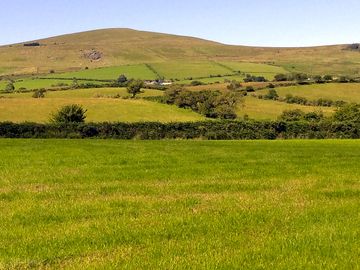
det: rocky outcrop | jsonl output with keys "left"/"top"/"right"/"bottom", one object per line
{"left": 83, "top": 49, "right": 103, "bottom": 61}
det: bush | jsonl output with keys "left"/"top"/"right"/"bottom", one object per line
{"left": 274, "top": 74, "right": 287, "bottom": 82}
{"left": 227, "top": 80, "right": 242, "bottom": 91}
{"left": 264, "top": 89, "right": 279, "bottom": 100}
{"left": 51, "top": 104, "right": 87, "bottom": 123}
{"left": 4, "top": 82, "right": 15, "bottom": 93}
{"left": 190, "top": 81, "right": 204, "bottom": 86}
{"left": 32, "top": 89, "right": 46, "bottom": 98}
{"left": 278, "top": 109, "right": 305, "bottom": 121}
{"left": 333, "top": 104, "right": 360, "bottom": 123}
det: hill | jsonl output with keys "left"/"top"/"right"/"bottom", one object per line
{"left": 1, "top": 28, "right": 360, "bottom": 77}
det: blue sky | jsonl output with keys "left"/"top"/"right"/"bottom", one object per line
{"left": 1, "top": 0, "right": 359, "bottom": 46}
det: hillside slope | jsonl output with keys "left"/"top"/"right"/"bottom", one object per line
{"left": 0, "top": 28, "right": 359, "bottom": 76}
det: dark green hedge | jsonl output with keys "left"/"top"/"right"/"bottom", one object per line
{"left": 0, "top": 121, "right": 359, "bottom": 139}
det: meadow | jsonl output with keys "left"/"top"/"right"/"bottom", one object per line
{"left": 0, "top": 88, "right": 203, "bottom": 123}
{"left": 0, "top": 140, "right": 359, "bottom": 269}
{"left": 257, "top": 83, "right": 360, "bottom": 103}
{"left": 238, "top": 96, "right": 334, "bottom": 120}
{"left": 45, "top": 64, "right": 158, "bottom": 81}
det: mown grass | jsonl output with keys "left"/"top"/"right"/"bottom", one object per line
{"left": 0, "top": 97, "right": 203, "bottom": 123}
{"left": 257, "top": 83, "right": 360, "bottom": 103}
{"left": 238, "top": 96, "right": 334, "bottom": 120}
{"left": 0, "top": 140, "right": 359, "bottom": 269}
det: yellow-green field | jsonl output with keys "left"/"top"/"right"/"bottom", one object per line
{"left": 258, "top": 83, "right": 360, "bottom": 103}
{"left": 0, "top": 88, "right": 203, "bottom": 123}
{"left": 1, "top": 87, "right": 163, "bottom": 99}
{"left": 238, "top": 96, "right": 334, "bottom": 120}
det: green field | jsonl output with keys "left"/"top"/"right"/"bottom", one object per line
{"left": 46, "top": 64, "right": 158, "bottom": 81}
{"left": 150, "top": 61, "right": 233, "bottom": 80}
{"left": 0, "top": 140, "right": 359, "bottom": 269}
{"left": 258, "top": 83, "right": 360, "bottom": 103}
{"left": 239, "top": 96, "right": 334, "bottom": 120}
{"left": 219, "top": 62, "right": 288, "bottom": 80}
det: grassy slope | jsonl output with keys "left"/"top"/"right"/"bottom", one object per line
{"left": 257, "top": 83, "right": 360, "bottom": 103}
{"left": 0, "top": 140, "right": 359, "bottom": 269}
{"left": 0, "top": 28, "right": 360, "bottom": 76}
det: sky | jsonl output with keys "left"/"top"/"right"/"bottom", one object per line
{"left": 1, "top": 0, "right": 359, "bottom": 47}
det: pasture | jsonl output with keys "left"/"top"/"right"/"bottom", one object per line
{"left": 258, "top": 83, "right": 360, "bottom": 103}
{"left": 0, "top": 88, "right": 203, "bottom": 123}
{"left": 0, "top": 140, "right": 359, "bottom": 269}
{"left": 45, "top": 64, "right": 158, "bottom": 81}
{"left": 238, "top": 96, "right": 334, "bottom": 120}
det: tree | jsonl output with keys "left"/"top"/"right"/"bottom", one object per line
{"left": 51, "top": 104, "right": 87, "bottom": 123}
{"left": 127, "top": 80, "right": 144, "bottom": 98}
{"left": 4, "top": 82, "right": 15, "bottom": 93}
{"left": 117, "top": 74, "right": 128, "bottom": 84}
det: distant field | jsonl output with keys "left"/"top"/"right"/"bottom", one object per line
{"left": 258, "top": 83, "right": 360, "bottom": 103}
{"left": 0, "top": 97, "right": 203, "bottom": 123}
{"left": 46, "top": 64, "right": 158, "bottom": 80}
{"left": 1, "top": 87, "right": 163, "bottom": 99}
{"left": 219, "top": 62, "right": 288, "bottom": 80}
{"left": 239, "top": 96, "right": 334, "bottom": 120}
{"left": 0, "top": 140, "right": 359, "bottom": 269}
{"left": 148, "top": 61, "right": 233, "bottom": 80}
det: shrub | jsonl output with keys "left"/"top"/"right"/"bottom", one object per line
{"left": 190, "top": 80, "right": 204, "bottom": 86}
{"left": 51, "top": 104, "right": 87, "bottom": 123}
{"left": 32, "top": 89, "right": 46, "bottom": 98}
{"left": 274, "top": 74, "right": 287, "bottom": 82}
{"left": 278, "top": 109, "right": 305, "bottom": 121}
{"left": 117, "top": 74, "right": 128, "bottom": 84}
{"left": 227, "top": 80, "right": 242, "bottom": 91}
{"left": 333, "top": 104, "right": 360, "bottom": 123}
{"left": 264, "top": 89, "right": 279, "bottom": 100}
{"left": 4, "top": 82, "right": 15, "bottom": 93}
{"left": 245, "top": 86, "right": 255, "bottom": 92}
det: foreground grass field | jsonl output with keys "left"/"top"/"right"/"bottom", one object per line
{"left": 0, "top": 140, "right": 359, "bottom": 269}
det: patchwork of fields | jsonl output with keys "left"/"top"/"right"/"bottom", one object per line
{"left": 0, "top": 140, "right": 359, "bottom": 269}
